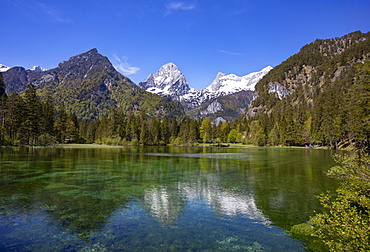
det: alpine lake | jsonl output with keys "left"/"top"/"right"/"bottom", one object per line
{"left": 0, "top": 145, "right": 340, "bottom": 251}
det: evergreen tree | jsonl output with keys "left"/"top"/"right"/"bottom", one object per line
{"left": 41, "top": 96, "right": 55, "bottom": 137}
{"left": 249, "top": 120, "right": 265, "bottom": 146}
{"left": 54, "top": 103, "right": 68, "bottom": 143}
{"left": 4, "top": 93, "right": 25, "bottom": 143}
{"left": 139, "top": 118, "right": 148, "bottom": 145}
{"left": 199, "top": 119, "right": 212, "bottom": 143}
{"left": 268, "top": 122, "right": 281, "bottom": 146}
{"left": 188, "top": 119, "right": 199, "bottom": 145}
{"left": 0, "top": 73, "right": 5, "bottom": 98}
{"left": 23, "top": 83, "right": 42, "bottom": 144}
{"left": 161, "top": 115, "right": 170, "bottom": 144}
{"left": 0, "top": 93, "right": 6, "bottom": 145}
{"left": 347, "top": 62, "right": 370, "bottom": 150}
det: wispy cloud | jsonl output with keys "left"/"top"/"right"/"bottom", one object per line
{"left": 165, "top": 1, "right": 196, "bottom": 16}
{"left": 37, "top": 2, "right": 72, "bottom": 23}
{"left": 6, "top": 0, "right": 72, "bottom": 23}
{"left": 218, "top": 50, "right": 245, "bottom": 56}
{"left": 113, "top": 54, "right": 140, "bottom": 75}
{"left": 117, "top": 2, "right": 157, "bottom": 18}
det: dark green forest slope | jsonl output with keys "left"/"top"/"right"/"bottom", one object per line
{"left": 246, "top": 30, "right": 370, "bottom": 149}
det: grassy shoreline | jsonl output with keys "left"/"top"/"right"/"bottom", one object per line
{"left": 1, "top": 142, "right": 347, "bottom": 150}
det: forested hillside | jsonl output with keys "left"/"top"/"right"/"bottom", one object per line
{"left": 246, "top": 30, "right": 370, "bottom": 149}
{"left": 3, "top": 49, "right": 185, "bottom": 121}
{"left": 0, "top": 31, "right": 369, "bottom": 151}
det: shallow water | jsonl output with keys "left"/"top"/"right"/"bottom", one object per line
{"left": 0, "top": 146, "right": 338, "bottom": 251}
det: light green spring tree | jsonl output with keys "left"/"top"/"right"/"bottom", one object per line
{"left": 313, "top": 153, "right": 370, "bottom": 251}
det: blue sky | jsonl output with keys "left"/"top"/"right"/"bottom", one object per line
{"left": 1, "top": 0, "right": 369, "bottom": 89}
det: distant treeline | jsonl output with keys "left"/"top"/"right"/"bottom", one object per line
{"left": 0, "top": 63, "right": 369, "bottom": 151}
{"left": 247, "top": 61, "right": 370, "bottom": 150}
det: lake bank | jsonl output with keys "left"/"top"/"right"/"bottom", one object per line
{"left": 1, "top": 142, "right": 354, "bottom": 151}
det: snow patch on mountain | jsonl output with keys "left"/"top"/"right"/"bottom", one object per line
{"left": 139, "top": 63, "right": 272, "bottom": 109}
{"left": 29, "top": 66, "right": 47, "bottom": 72}
{"left": 205, "top": 66, "right": 273, "bottom": 95}
{"left": 0, "top": 64, "right": 10, "bottom": 72}
{"left": 138, "top": 63, "right": 190, "bottom": 100}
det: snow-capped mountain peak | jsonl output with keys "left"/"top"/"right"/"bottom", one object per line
{"left": 29, "top": 66, "right": 47, "bottom": 72}
{"left": 205, "top": 66, "right": 273, "bottom": 95}
{"left": 138, "top": 62, "right": 191, "bottom": 100}
{"left": 0, "top": 64, "right": 10, "bottom": 72}
{"left": 139, "top": 63, "right": 272, "bottom": 109}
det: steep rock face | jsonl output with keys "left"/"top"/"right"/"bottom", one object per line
{"left": 188, "top": 90, "right": 254, "bottom": 122}
{"left": 3, "top": 67, "right": 44, "bottom": 93}
{"left": 3, "top": 49, "right": 185, "bottom": 120}
{"left": 200, "top": 100, "right": 223, "bottom": 116}
{"left": 138, "top": 63, "right": 191, "bottom": 100}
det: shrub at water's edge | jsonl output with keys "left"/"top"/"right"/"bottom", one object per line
{"left": 291, "top": 153, "right": 370, "bottom": 251}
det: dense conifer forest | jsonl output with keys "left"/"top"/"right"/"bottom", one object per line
{"left": 0, "top": 32, "right": 369, "bottom": 151}
{"left": 0, "top": 60, "right": 369, "bottom": 151}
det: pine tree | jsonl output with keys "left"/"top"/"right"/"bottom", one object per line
{"left": 23, "top": 83, "right": 42, "bottom": 144}
{"left": 199, "top": 119, "right": 212, "bottom": 143}
{"left": 346, "top": 63, "right": 370, "bottom": 150}
{"left": 139, "top": 118, "right": 148, "bottom": 145}
{"left": 54, "top": 103, "right": 68, "bottom": 143}
{"left": 41, "top": 96, "right": 55, "bottom": 137}
{"left": 4, "top": 93, "right": 25, "bottom": 143}
{"left": 0, "top": 73, "right": 6, "bottom": 98}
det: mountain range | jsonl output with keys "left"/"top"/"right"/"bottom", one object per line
{"left": 0, "top": 64, "right": 46, "bottom": 73}
{"left": 138, "top": 63, "right": 271, "bottom": 122}
{"left": 138, "top": 63, "right": 271, "bottom": 108}
{"left": 1, "top": 30, "right": 369, "bottom": 126}
{"left": 1, "top": 49, "right": 185, "bottom": 120}
{"left": 2, "top": 50, "right": 271, "bottom": 122}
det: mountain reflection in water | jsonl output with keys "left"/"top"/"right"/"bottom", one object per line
{"left": 0, "top": 146, "right": 338, "bottom": 251}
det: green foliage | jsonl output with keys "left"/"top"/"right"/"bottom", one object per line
{"left": 246, "top": 31, "right": 370, "bottom": 150}
{"left": 248, "top": 120, "right": 265, "bottom": 146}
{"left": 2, "top": 32, "right": 369, "bottom": 149}
{"left": 199, "top": 119, "right": 212, "bottom": 143}
{"left": 227, "top": 129, "right": 238, "bottom": 143}
{"left": 312, "top": 153, "right": 370, "bottom": 251}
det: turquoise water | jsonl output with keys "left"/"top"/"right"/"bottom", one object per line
{"left": 0, "top": 146, "right": 338, "bottom": 251}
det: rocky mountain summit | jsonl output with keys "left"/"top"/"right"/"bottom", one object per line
{"left": 138, "top": 63, "right": 194, "bottom": 100}
{"left": 2, "top": 49, "right": 185, "bottom": 120}
{"left": 204, "top": 66, "right": 272, "bottom": 94}
{"left": 139, "top": 63, "right": 272, "bottom": 110}
{"left": 29, "top": 66, "right": 47, "bottom": 72}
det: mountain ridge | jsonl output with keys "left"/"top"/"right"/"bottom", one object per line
{"left": 245, "top": 30, "right": 370, "bottom": 148}
{"left": 3, "top": 49, "right": 185, "bottom": 120}
{"left": 139, "top": 63, "right": 272, "bottom": 111}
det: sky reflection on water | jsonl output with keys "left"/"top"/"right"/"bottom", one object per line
{"left": 0, "top": 146, "right": 338, "bottom": 251}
